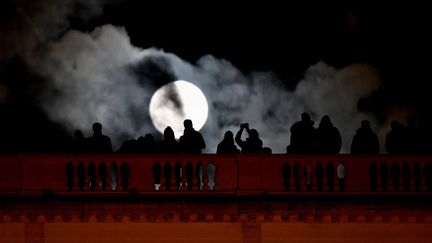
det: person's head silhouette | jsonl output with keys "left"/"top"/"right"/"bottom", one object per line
{"left": 301, "top": 112, "right": 314, "bottom": 126}
{"left": 249, "top": 129, "right": 259, "bottom": 139}
{"left": 144, "top": 133, "right": 155, "bottom": 142}
{"left": 361, "top": 120, "right": 370, "bottom": 129}
{"left": 407, "top": 114, "right": 416, "bottom": 127}
{"left": 74, "top": 130, "right": 84, "bottom": 139}
{"left": 184, "top": 119, "right": 193, "bottom": 129}
{"left": 92, "top": 122, "right": 102, "bottom": 135}
{"left": 223, "top": 131, "right": 234, "bottom": 143}
{"left": 262, "top": 147, "right": 272, "bottom": 154}
{"left": 320, "top": 115, "right": 331, "bottom": 127}
{"left": 164, "top": 126, "right": 175, "bottom": 140}
{"left": 391, "top": 120, "right": 400, "bottom": 130}
{"left": 301, "top": 112, "right": 311, "bottom": 122}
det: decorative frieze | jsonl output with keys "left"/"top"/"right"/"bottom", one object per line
{"left": 1, "top": 200, "right": 431, "bottom": 224}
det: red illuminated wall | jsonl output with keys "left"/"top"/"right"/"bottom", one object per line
{"left": 1, "top": 154, "right": 432, "bottom": 242}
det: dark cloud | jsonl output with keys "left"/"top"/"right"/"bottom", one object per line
{"left": 130, "top": 57, "right": 177, "bottom": 87}
{"left": 0, "top": 1, "right": 431, "bottom": 152}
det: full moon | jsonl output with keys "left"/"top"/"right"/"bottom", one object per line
{"left": 149, "top": 80, "right": 209, "bottom": 138}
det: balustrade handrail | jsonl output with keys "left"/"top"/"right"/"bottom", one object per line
{"left": 0, "top": 154, "right": 432, "bottom": 196}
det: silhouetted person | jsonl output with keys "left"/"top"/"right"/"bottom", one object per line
{"left": 89, "top": 122, "right": 112, "bottom": 153}
{"left": 261, "top": 147, "right": 272, "bottom": 154}
{"left": 159, "top": 126, "right": 180, "bottom": 153}
{"left": 137, "top": 133, "right": 157, "bottom": 153}
{"left": 287, "top": 113, "right": 316, "bottom": 153}
{"left": 235, "top": 123, "right": 263, "bottom": 153}
{"left": 73, "top": 130, "right": 88, "bottom": 153}
{"left": 421, "top": 126, "right": 432, "bottom": 154}
{"left": 179, "top": 119, "right": 206, "bottom": 154}
{"left": 406, "top": 114, "right": 421, "bottom": 154}
{"left": 385, "top": 121, "right": 407, "bottom": 154}
{"left": 351, "top": 120, "right": 380, "bottom": 154}
{"left": 217, "top": 131, "right": 240, "bottom": 154}
{"left": 316, "top": 115, "right": 342, "bottom": 154}
{"left": 118, "top": 139, "right": 137, "bottom": 153}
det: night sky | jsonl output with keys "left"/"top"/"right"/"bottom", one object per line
{"left": 0, "top": 1, "right": 431, "bottom": 153}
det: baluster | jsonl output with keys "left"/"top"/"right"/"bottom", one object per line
{"left": 391, "top": 162, "right": 400, "bottom": 191}
{"left": 413, "top": 162, "right": 421, "bottom": 191}
{"left": 99, "top": 161, "right": 107, "bottom": 191}
{"left": 337, "top": 162, "right": 345, "bottom": 192}
{"left": 77, "top": 161, "right": 85, "bottom": 191}
{"left": 174, "top": 162, "right": 182, "bottom": 191}
{"left": 322, "top": 161, "right": 328, "bottom": 191}
{"left": 120, "top": 161, "right": 129, "bottom": 191}
{"left": 197, "top": 162, "right": 204, "bottom": 191}
{"left": 181, "top": 161, "right": 187, "bottom": 191}
{"left": 152, "top": 162, "right": 161, "bottom": 191}
{"left": 369, "top": 162, "right": 378, "bottom": 191}
{"left": 185, "top": 162, "right": 193, "bottom": 191}
{"left": 304, "top": 162, "right": 312, "bottom": 191}
{"left": 380, "top": 162, "right": 388, "bottom": 191}
{"left": 159, "top": 161, "right": 165, "bottom": 190}
{"left": 163, "top": 162, "right": 172, "bottom": 191}
{"left": 110, "top": 162, "right": 118, "bottom": 191}
{"left": 207, "top": 162, "right": 216, "bottom": 190}
{"left": 66, "top": 161, "right": 74, "bottom": 191}
{"left": 425, "top": 162, "right": 432, "bottom": 191}
{"left": 202, "top": 161, "right": 208, "bottom": 191}
{"left": 402, "top": 161, "right": 411, "bottom": 191}
{"left": 326, "top": 162, "right": 335, "bottom": 192}
{"left": 170, "top": 161, "right": 176, "bottom": 191}
{"left": 315, "top": 162, "right": 324, "bottom": 192}
{"left": 293, "top": 162, "right": 300, "bottom": 191}
{"left": 282, "top": 162, "right": 290, "bottom": 191}
{"left": 88, "top": 161, "right": 96, "bottom": 192}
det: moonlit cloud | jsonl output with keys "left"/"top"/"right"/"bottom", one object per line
{"left": 29, "top": 25, "right": 382, "bottom": 153}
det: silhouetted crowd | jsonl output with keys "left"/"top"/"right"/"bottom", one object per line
{"left": 73, "top": 113, "right": 430, "bottom": 154}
